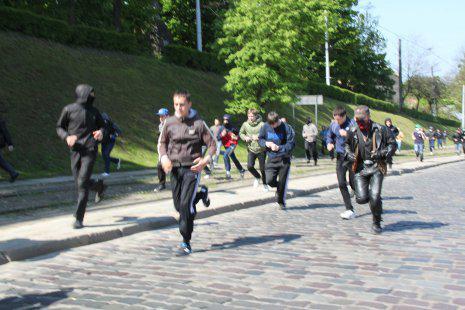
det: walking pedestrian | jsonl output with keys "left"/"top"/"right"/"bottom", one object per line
{"left": 344, "top": 105, "right": 397, "bottom": 234}
{"left": 395, "top": 129, "right": 404, "bottom": 154}
{"left": 384, "top": 118, "right": 399, "bottom": 168}
{"left": 436, "top": 129, "right": 443, "bottom": 150}
{"left": 154, "top": 108, "right": 169, "bottom": 192}
{"left": 326, "top": 106, "right": 356, "bottom": 220}
{"left": 239, "top": 108, "right": 268, "bottom": 191}
{"left": 209, "top": 118, "right": 222, "bottom": 167}
{"left": 302, "top": 117, "right": 318, "bottom": 166}
{"left": 452, "top": 128, "right": 463, "bottom": 155}
{"left": 412, "top": 124, "right": 426, "bottom": 161}
{"left": 426, "top": 126, "right": 436, "bottom": 155}
{"left": 0, "top": 116, "right": 19, "bottom": 182}
{"left": 219, "top": 114, "right": 245, "bottom": 179}
{"left": 158, "top": 90, "right": 216, "bottom": 255}
{"left": 259, "top": 111, "right": 295, "bottom": 209}
{"left": 56, "top": 84, "right": 107, "bottom": 229}
{"left": 100, "top": 112, "right": 122, "bottom": 177}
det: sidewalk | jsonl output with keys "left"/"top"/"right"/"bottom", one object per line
{"left": 0, "top": 155, "right": 462, "bottom": 265}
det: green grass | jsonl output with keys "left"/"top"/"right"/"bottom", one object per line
{"left": 0, "top": 30, "right": 458, "bottom": 180}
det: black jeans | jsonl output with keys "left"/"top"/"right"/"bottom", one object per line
{"left": 101, "top": 140, "right": 119, "bottom": 173}
{"left": 170, "top": 167, "right": 205, "bottom": 243}
{"left": 336, "top": 155, "right": 355, "bottom": 210}
{"left": 71, "top": 149, "right": 103, "bottom": 222}
{"left": 354, "top": 168, "right": 384, "bottom": 223}
{"left": 304, "top": 141, "right": 318, "bottom": 163}
{"left": 265, "top": 157, "right": 291, "bottom": 204}
{"left": 0, "top": 151, "right": 17, "bottom": 177}
{"left": 247, "top": 151, "right": 266, "bottom": 184}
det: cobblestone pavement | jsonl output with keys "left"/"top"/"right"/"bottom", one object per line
{"left": 0, "top": 162, "right": 465, "bottom": 309}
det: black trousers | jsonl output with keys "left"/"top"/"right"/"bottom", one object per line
{"left": 247, "top": 151, "right": 266, "bottom": 184}
{"left": 304, "top": 141, "right": 318, "bottom": 163}
{"left": 354, "top": 169, "right": 384, "bottom": 223}
{"left": 170, "top": 167, "right": 205, "bottom": 243}
{"left": 0, "top": 152, "right": 17, "bottom": 177}
{"left": 157, "top": 162, "right": 166, "bottom": 185}
{"left": 336, "top": 155, "right": 355, "bottom": 210}
{"left": 70, "top": 149, "right": 103, "bottom": 222}
{"left": 265, "top": 157, "right": 291, "bottom": 204}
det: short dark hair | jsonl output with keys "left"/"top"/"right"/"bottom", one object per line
{"left": 173, "top": 90, "right": 191, "bottom": 102}
{"left": 267, "top": 111, "right": 280, "bottom": 124}
{"left": 333, "top": 106, "right": 346, "bottom": 117}
{"left": 247, "top": 108, "right": 259, "bottom": 116}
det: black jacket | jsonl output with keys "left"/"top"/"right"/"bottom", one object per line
{"left": 101, "top": 114, "right": 122, "bottom": 145}
{"left": 344, "top": 122, "right": 397, "bottom": 173}
{"left": 386, "top": 124, "right": 399, "bottom": 138}
{"left": 56, "top": 84, "right": 105, "bottom": 151}
{"left": 0, "top": 119, "right": 13, "bottom": 149}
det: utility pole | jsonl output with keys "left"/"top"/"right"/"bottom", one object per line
{"left": 325, "top": 15, "right": 330, "bottom": 86}
{"left": 195, "top": 0, "right": 202, "bottom": 52}
{"left": 398, "top": 38, "right": 403, "bottom": 110}
{"left": 431, "top": 66, "right": 437, "bottom": 117}
{"left": 462, "top": 85, "right": 465, "bottom": 129}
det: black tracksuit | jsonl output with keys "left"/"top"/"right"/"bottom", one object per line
{"left": 258, "top": 122, "right": 296, "bottom": 205}
{"left": 56, "top": 84, "right": 105, "bottom": 222}
{"left": 344, "top": 122, "right": 396, "bottom": 224}
{"left": 0, "top": 119, "right": 18, "bottom": 178}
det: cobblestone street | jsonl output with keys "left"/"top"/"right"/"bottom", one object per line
{"left": 1, "top": 162, "right": 465, "bottom": 309}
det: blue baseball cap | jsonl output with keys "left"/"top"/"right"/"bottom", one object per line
{"left": 156, "top": 108, "right": 169, "bottom": 116}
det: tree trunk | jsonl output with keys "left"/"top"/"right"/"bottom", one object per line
{"left": 415, "top": 96, "right": 420, "bottom": 111}
{"left": 68, "top": 0, "right": 76, "bottom": 25}
{"left": 113, "top": 0, "right": 122, "bottom": 32}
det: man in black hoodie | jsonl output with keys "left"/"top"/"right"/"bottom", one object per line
{"left": 0, "top": 116, "right": 19, "bottom": 182}
{"left": 57, "top": 84, "right": 107, "bottom": 229}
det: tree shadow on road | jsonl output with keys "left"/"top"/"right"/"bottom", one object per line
{"left": 195, "top": 234, "right": 301, "bottom": 253}
{"left": 383, "top": 196, "right": 414, "bottom": 201}
{"left": 0, "top": 288, "right": 73, "bottom": 309}
{"left": 383, "top": 221, "right": 449, "bottom": 232}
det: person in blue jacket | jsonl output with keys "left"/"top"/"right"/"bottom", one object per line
{"left": 258, "top": 111, "right": 295, "bottom": 209}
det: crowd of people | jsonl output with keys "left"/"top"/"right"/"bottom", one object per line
{"left": 1, "top": 84, "right": 464, "bottom": 255}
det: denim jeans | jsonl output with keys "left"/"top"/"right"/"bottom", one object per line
{"left": 414, "top": 143, "right": 424, "bottom": 156}
{"left": 222, "top": 144, "right": 244, "bottom": 172}
{"left": 101, "top": 140, "right": 118, "bottom": 173}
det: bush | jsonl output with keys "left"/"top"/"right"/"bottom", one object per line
{"left": 161, "top": 44, "right": 227, "bottom": 74}
{"left": 0, "top": 6, "right": 150, "bottom": 55}
{"left": 308, "top": 82, "right": 459, "bottom": 127}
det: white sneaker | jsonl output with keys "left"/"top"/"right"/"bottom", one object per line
{"left": 263, "top": 185, "right": 270, "bottom": 192}
{"left": 204, "top": 174, "right": 210, "bottom": 179}
{"left": 101, "top": 172, "right": 110, "bottom": 178}
{"left": 340, "top": 210, "right": 356, "bottom": 220}
{"left": 253, "top": 178, "right": 260, "bottom": 188}
{"left": 226, "top": 171, "right": 231, "bottom": 179}
{"left": 116, "top": 159, "right": 121, "bottom": 170}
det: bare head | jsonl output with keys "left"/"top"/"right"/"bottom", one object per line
{"left": 385, "top": 118, "right": 392, "bottom": 127}
{"left": 267, "top": 111, "right": 281, "bottom": 128}
{"left": 247, "top": 108, "right": 258, "bottom": 122}
{"left": 214, "top": 118, "right": 221, "bottom": 126}
{"left": 354, "top": 105, "right": 371, "bottom": 123}
{"left": 332, "top": 106, "right": 347, "bottom": 125}
{"left": 173, "top": 90, "right": 192, "bottom": 118}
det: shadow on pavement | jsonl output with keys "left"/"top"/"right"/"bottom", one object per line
{"left": 357, "top": 209, "right": 418, "bottom": 218}
{"left": 383, "top": 196, "right": 414, "bottom": 201}
{"left": 196, "top": 234, "right": 301, "bottom": 253}
{"left": 384, "top": 221, "right": 449, "bottom": 232}
{"left": 0, "top": 288, "right": 73, "bottom": 309}
{"left": 285, "top": 203, "right": 341, "bottom": 211}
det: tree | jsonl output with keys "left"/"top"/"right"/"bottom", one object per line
{"left": 406, "top": 75, "right": 445, "bottom": 114}
{"left": 113, "top": 0, "right": 122, "bottom": 32}
{"left": 218, "top": 0, "right": 335, "bottom": 114}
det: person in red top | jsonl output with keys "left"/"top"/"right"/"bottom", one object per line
{"left": 218, "top": 114, "right": 245, "bottom": 179}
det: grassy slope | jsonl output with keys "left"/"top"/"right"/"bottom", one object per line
{"left": 0, "top": 31, "right": 457, "bottom": 180}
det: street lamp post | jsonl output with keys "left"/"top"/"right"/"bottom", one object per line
{"left": 196, "top": 0, "right": 202, "bottom": 52}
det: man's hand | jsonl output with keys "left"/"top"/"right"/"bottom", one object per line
{"left": 346, "top": 151, "right": 356, "bottom": 162}
{"left": 221, "top": 129, "right": 227, "bottom": 137}
{"left": 265, "top": 141, "right": 276, "bottom": 149}
{"left": 271, "top": 144, "right": 280, "bottom": 152}
{"left": 252, "top": 134, "right": 259, "bottom": 141}
{"left": 339, "top": 129, "right": 347, "bottom": 137}
{"left": 327, "top": 143, "right": 335, "bottom": 151}
{"left": 66, "top": 135, "right": 78, "bottom": 148}
{"left": 8, "top": 145, "right": 14, "bottom": 152}
{"left": 93, "top": 130, "right": 103, "bottom": 141}
{"left": 191, "top": 157, "right": 208, "bottom": 173}
{"left": 161, "top": 156, "right": 173, "bottom": 173}
{"left": 244, "top": 136, "right": 252, "bottom": 143}
{"left": 230, "top": 133, "right": 238, "bottom": 141}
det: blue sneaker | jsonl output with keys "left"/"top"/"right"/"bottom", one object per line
{"left": 179, "top": 242, "right": 192, "bottom": 255}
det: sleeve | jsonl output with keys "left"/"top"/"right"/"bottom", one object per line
{"left": 380, "top": 126, "right": 397, "bottom": 159}
{"left": 325, "top": 123, "right": 335, "bottom": 145}
{"left": 158, "top": 121, "right": 169, "bottom": 158}
{"left": 278, "top": 124, "right": 295, "bottom": 155}
{"left": 113, "top": 123, "right": 122, "bottom": 136}
{"left": 0, "top": 120, "right": 13, "bottom": 146}
{"left": 201, "top": 121, "right": 217, "bottom": 157}
{"left": 217, "top": 125, "right": 224, "bottom": 140}
{"left": 258, "top": 124, "right": 267, "bottom": 148}
{"left": 95, "top": 110, "right": 105, "bottom": 133}
{"left": 239, "top": 123, "right": 248, "bottom": 141}
{"left": 302, "top": 125, "right": 307, "bottom": 139}
{"left": 344, "top": 130, "right": 355, "bottom": 162}
{"left": 56, "top": 106, "right": 69, "bottom": 141}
